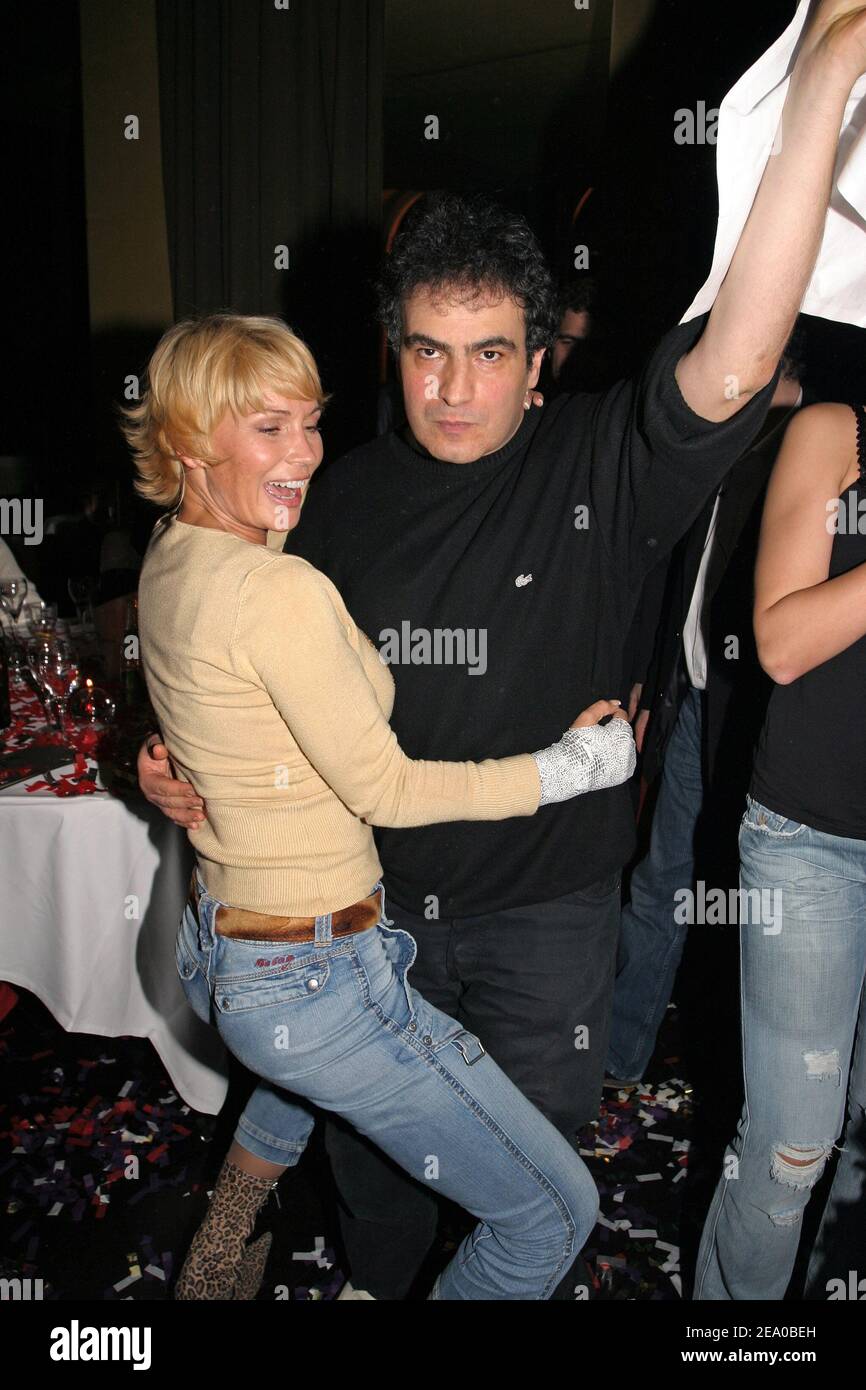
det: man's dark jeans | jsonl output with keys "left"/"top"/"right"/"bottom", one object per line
{"left": 324, "top": 875, "right": 621, "bottom": 1299}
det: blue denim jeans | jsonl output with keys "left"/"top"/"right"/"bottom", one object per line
{"left": 694, "top": 796, "right": 866, "bottom": 1300}
{"left": 239, "top": 874, "right": 619, "bottom": 1301}
{"left": 177, "top": 873, "right": 599, "bottom": 1300}
{"left": 607, "top": 685, "right": 704, "bottom": 1080}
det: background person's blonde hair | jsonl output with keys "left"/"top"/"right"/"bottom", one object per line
{"left": 121, "top": 314, "right": 329, "bottom": 509}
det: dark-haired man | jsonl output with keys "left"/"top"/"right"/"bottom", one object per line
{"left": 549, "top": 277, "right": 596, "bottom": 388}
{"left": 140, "top": 4, "right": 865, "bottom": 1299}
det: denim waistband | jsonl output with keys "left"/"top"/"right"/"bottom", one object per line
{"left": 191, "top": 869, "right": 385, "bottom": 950}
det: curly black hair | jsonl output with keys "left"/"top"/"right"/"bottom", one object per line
{"left": 377, "top": 194, "right": 557, "bottom": 364}
{"left": 557, "top": 275, "right": 597, "bottom": 321}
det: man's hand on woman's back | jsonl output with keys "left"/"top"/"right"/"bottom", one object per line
{"left": 137, "top": 735, "right": 205, "bottom": 828}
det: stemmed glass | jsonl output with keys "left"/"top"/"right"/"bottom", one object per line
{"left": 26, "top": 601, "right": 58, "bottom": 640}
{"left": 69, "top": 678, "right": 116, "bottom": 727}
{"left": 27, "top": 638, "right": 80, "bottom": 733}
{"left": 26, "top": 638, "right": 56, "bottom": 722}
{"left": 68, "top": 577, "right": 99, "bottom": 633}
{"left": 0, "top": 577, "right": 28, "bottom": 637}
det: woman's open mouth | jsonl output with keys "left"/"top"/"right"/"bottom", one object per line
{"left": 263, "top": 479, "right": 308, "bottom": 506}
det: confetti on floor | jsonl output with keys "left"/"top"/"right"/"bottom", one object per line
{"left": 0, "top": 989, "right": 726, "bottom": 1301}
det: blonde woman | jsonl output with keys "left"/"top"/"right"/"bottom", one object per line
{"left": 129, "top": 314, "right": 635, "bottom": 1300}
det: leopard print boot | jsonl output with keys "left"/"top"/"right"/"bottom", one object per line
{"left": 174, "top": 1159, "right": 278, "bottom": 1300}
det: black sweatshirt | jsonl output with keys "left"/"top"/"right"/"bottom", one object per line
{"left": 284, "top": 312, "right": 780, "bottom": 917}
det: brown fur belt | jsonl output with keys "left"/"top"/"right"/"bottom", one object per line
{"left": 187, "top": 872, "right": 382, "bottom": 941}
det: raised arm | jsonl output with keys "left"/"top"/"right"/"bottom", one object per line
{"left": 754, "top": 403, "right": 866, "bottom": 684}
{"left": 676, "top": 2, "right": 866, "bottom": 422}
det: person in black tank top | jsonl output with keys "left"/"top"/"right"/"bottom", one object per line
{"left": 751, "top": 402, "right": 866, "bottom": 836}
{"left": 696, "top": 403, "right": 866, "bottom": 1300}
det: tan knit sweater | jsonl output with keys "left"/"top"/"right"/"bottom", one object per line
{"left": 138, "top": 519, "right": 540, "bottom": 915}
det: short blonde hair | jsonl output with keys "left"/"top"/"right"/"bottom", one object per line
{"left": 122, "top": 314, "right": 329, "bottom": 508}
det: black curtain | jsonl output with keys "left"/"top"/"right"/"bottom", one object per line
{"left": 156, "top": 0, "right": 384, "bottom": 456}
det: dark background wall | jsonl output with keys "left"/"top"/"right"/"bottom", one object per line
{"left": 384, "top": 0, "right": 613, "bottom": 223}
{"left": 3, "top": 3, "right": 90, "bottom": 508}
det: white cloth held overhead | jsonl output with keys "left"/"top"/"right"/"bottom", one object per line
{"left": 682, "top": 0, "right": 866, "bottom": 330}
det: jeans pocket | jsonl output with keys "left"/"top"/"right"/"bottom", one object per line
{"left": 175, "top": 927, "right": 212, "bottom": 1025}
{"left": 213, "top": 955, "right": 333, "bottom": 1015}
{"left": 175, "top": 928, "right": 198, "bottom": 983}
{"left": 742, "top": 796, "right": 807, "bottom": 839}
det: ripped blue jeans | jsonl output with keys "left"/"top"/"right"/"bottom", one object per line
{"left": 695, "top": 796, "right": 866, "bottom": 1299}
{"left": 177, "top": 873, "right": 598, "bottom": 1300}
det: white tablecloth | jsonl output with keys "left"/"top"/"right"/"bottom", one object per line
{"left": 0, "top": 777, "right": 230, "bottom": 1115}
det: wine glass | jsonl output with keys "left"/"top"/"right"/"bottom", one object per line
{"left": 0, "top": 577, "right": 28, "bottom": 635}
{"left": 26, "top": 601, "right": 58, "bottom": 639}
{"left": 69, "top": 678, "right": 116, "bottom": 726}
{"left": 37, "top": 639, "right": 80, "bottom": 734}
{"left": 5, "top": 639, "right": 28, "bottom": 690}
{"left": 27, "top": 638, "right": 79, "bottom": 732}
{"left": 68, "top": 576, "right": 99, "bottom": 633}
{"left": 26, "top": 638, "right": 57, "bottom": 722}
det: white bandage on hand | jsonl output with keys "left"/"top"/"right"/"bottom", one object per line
{"left": 532, "top": 719, "right": 637, "bottom": 806}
